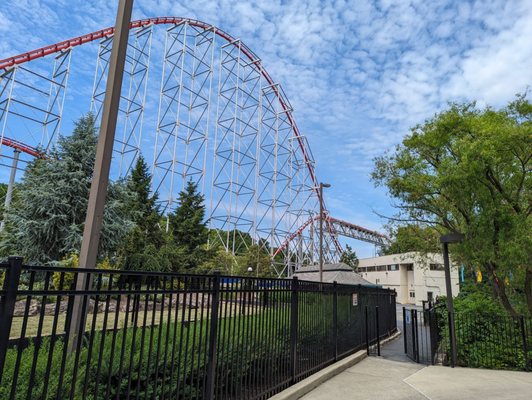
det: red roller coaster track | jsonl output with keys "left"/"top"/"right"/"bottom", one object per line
{"left": 0, "top": 136, "right": 44, "bottom": 158}
{"left": 0, "top": 17, "right": 390, "bottom": 256}
{"left": 0, "top": 17, "right": 317, "bottom": 193}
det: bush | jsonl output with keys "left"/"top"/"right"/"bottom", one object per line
{"left": 1, "top": 312, "right": 291, "bottom": 399}
{"left": 52, "top": 254, "right": 78, "bottom": 289}
{"left": 434, "top": 293, "right": 530, "bottom": 371}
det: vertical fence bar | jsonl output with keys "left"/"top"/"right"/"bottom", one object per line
{"left": 375, "top": 306, "right": 381, "bottom": 356}
{"left": 519, "top": 316, "right": 528, "bottom": 371}
{"left": 333, "top": 282, "right": 338, "bottom": 361}
{"left": 0, "top": 256, "right": 23, "bottom": 384}
{"left": 403, "top": 307, "right": 407, "bottom": 353}
{"left": 290, "top": 277, "right": 299, "bottom": 384}
{"left": 205, "top": 273, "right": 220, "bottom": 400}
{"left": 365, "top": 305, "right": 370, "bottom": 355}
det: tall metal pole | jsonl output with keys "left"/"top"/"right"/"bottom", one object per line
{"left": 0, "top": 149, "right": 20, "bottom": 231}
{"left": 319, "top": 184, "right": 324, "bottom": 283}
{"left": 319, "top": 182, "right": 331, "bottom": 283}
{"left": 68, "top": 0, "right": 134, "bottom": 352}
{"left": 442, "top": 241, "right": 457, "bottom": 367}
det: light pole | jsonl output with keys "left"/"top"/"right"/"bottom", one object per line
{"left": 440, "top": 232, "right": 464, "bottom": 368}
{"left": 319, "top": 182, "right": 331, "bottom": 283}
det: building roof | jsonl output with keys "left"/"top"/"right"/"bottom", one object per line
{"left": 293, "top": 263, "right": 377, "bottom": 286}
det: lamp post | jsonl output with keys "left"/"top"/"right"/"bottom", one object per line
{"left": 440, "top": 232, "right": 464, "bottom": 368}
{"left": 319, "top": 182, "right": 331, "bottom": 283}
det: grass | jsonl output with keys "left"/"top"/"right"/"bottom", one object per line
{"left": 9, "top": 302, "right": 261, "bottom": 339}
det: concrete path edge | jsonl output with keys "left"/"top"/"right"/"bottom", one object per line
{"left": 269, "top": 330, "right": 402, "bottom": 400}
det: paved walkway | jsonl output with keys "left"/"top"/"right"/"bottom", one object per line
{"left": 301, "top": 307, "right": 532, "bottom": 400}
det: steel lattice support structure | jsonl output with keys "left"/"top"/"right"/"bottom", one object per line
{"left": 91, "top": 25, "right": 153, "bottom": 178}
{"left": 0, "top": 17, "right": 387, "bottom": 276}
{"left": 0, "top": 48, "right": 71, "bottom": 170}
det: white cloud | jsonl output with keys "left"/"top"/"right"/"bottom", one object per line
{"left": 1, "top": 0, "right": 530, "bottom": 235}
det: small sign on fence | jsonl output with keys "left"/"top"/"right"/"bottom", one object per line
{"left": 352, "top": 293, "right": 358, "bottom": 306}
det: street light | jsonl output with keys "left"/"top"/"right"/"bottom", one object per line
{"left": 440, "top": 232, "right": 464, "bottom": 368}
{"left": 319, "top": 182, "right": 331, "bottom": 283}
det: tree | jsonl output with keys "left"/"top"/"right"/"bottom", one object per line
{"left": 383, "top": 224, "right": 440, "bottom": 255}
{"left": 372, "top": 95, "right": 531, "bottom": 316}
{"left": 235, "top": 244, "right": 273, "bottom": 277}
{"left": 340, "top": 244, "right": 359, "bottom": 271}
{"left": 119, "top": 156, "right": 164, "bottom": 271}
{"left": 0, "top": 114, "right": 133, "bottom": 263}
{"left": 168, "top": 180, "right": 208, "bottom": 270}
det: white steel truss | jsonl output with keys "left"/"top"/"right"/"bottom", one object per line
{"left": 0, "top": 18, "right": 391, "bottom": 276}
{"left": 90, "top": 25, "right": 153, "bottom": 178}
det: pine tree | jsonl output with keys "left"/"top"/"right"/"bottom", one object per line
{"left": 0, "top": 114, "right": 133, "bottom": 263}
{"left": 340, "top": 244, "right": 359, "bottom": 271}
{"left": 168, "top": 180, "right": 208, "bottom": 270}
{"left": 120, "top": 156, "right": 163, "bottom": 270}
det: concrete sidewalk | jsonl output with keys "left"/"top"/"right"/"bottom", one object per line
{"left": 300, "top": 337, "right": 532, "bottom": 400}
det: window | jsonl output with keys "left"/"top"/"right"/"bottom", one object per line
{"left": 376, "top": 278, "right": 380, "bottom": 284}
{"left": 358, "top": 267, "right": 366, "bottom": 272}
{"left": 429, "top": 263, "right": 445, "bottom": 271}
{"left": 406, "top": 264, "right": 414, "bottom": 271}
{"left": 387, "top": 264, "right": 399, "bottom": 271}
{"left": 427, "top": 291, "right": 434, "bottom": 302}
{"left": 409, "top": 291, "right": 415, "bottom": 299}
{"left": 366, "top": 266, "right": 376, "bottom": 272}
{"left": 376, "top": 265, "right": 387, "bottom": 272}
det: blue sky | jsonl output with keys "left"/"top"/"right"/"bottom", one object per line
{"left": 1, "top": 0, "right": 531, "bottom": 257}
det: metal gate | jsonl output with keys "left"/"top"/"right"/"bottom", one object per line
{"left": 403, "top": 306, "right": 437, "bottom": 364}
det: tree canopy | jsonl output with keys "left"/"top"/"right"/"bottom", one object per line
{"left": 383, "top": 224, "right": 440, "bottom": 255}
{"left": 339, "top": 244, "right": 359, "bottom": 270}
{"left": 372, "top": 95, "right": 531, "bottom": 316}
{"left": 0, "top": 114, "right": 133, "bottom": 263}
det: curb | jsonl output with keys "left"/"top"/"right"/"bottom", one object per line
{"left": 269, "top": 330, "right": 401, "bottom": 400}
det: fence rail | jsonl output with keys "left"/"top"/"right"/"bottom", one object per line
{"left": 0, "top": 257, "right": 397, "bottom": 399}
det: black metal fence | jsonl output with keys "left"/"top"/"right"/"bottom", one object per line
{"left": 0, "top": 257, "right": 397, "bottom": 399}
{"left": 432, "top": 308, "right": 531, "bottom": 371}
{"left": 402, "top": 307, "right": 437, "bottom": 365}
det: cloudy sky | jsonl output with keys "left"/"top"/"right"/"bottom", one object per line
{"left": 1, "top": 0, "right": 531, "bottom": 256}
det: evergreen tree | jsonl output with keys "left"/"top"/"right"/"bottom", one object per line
{"left": 168, "top": 180, "right": 208, "bottom": 270}
{"left": 1, "top": 114, "right": 133, "bottom": 263}
{"left": 127, "top": 155, "right": 162, "bottom": 246}
{"left": 339, "top": 244, "right": 359, "bottom": 271}
{"left": 119, "top": 156, "right": 163, "bottom": 271}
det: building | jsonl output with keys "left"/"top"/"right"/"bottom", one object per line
{"left": 358, "top": 252, "right": 459, "bottom": 305}
{"left": 293, "top": 263, "right": 376, "bottom": 286}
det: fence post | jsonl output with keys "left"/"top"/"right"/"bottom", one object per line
{"left": 375, "top": 306, "right": 381, "bottom": 356}
{"left": 413, "top": 309, "right": 420, "bottom": 362}
{"left": 333, "top": 281, "right": 338, "bottom": 361}
{"left": 365, "top": 305, "right": 370, "bottom": 355}
{"left": 0, "top": 256, "right": 23, "bottom": 383}
{"left": 205, "top": 272, "right": 220, "bottom": 400}
{"left": 402, "top": 307, "right": 407, "bottom": 353}
{"left": 519, "top": 316, "right": 529, "bottom": 372}
{"left": 290, "top": 277, "right": 299, "bottom": 384}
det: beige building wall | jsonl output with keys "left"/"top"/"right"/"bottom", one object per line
{"left": 358, "top": 252, "right": 460, "bottom": 306}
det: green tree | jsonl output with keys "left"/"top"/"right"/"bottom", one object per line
{"left": 198, "top": 246, "right": 236, "bottom": 274}
{"left": 0, "top": 114, "right": 133, "bottom": 263}
{"left": 340, "top": 244, "right": 359, "bottom": 270}
{"left": 372, "top": 95, "right": 531, "bottom": 316}
{"left": 168, "top": 180, "right": 208, "bottom": 270}
{"left": 119, "top": 156, "right": 164, "bottom": 271}
{"left": 383, "top": 224, "right": 440, "bottom": 255}
{"left": 235, "top": 244, "right": 272, "bottom": 277}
